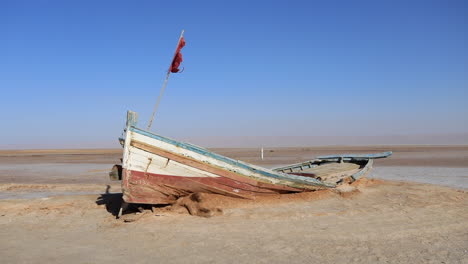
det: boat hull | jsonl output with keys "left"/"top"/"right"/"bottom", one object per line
{"left": 118, "top": 111, "right": 391, "bottom": 205}
{"left": 122, "top": 169, "right": 303, "bottom": 204}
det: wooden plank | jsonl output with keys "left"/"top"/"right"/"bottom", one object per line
{"left": 126, "top": 111, "right": 138, "bottom": 127}
{"left": 127, "top": 146, "right": 220, "bottom": 178}
{"left": 130, "top": 140, "right": 303, "bottom": 192}
{"left": 317, "top": 152, "right": 392, "bottom": 160}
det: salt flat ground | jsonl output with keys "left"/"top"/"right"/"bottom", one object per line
{"left": 0, "top": 146, "right": 467, "bottom": 263}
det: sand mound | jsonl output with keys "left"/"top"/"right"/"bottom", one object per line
{"left": 153, "top": 184, "right": 359, "bottom": 217}
{"left": 170, "top": 193, "right": 224, "bottom": 217}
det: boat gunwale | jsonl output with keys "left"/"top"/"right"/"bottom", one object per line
{"left": 273, "top": 159, "right": 373, "bottom": 182}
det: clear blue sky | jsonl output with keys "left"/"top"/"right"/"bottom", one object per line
{"left": 1, "top": 0, "right": 467, "bottom": 148}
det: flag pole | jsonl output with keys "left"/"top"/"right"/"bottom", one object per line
{"left": 147, "top": 29, "right": 185, "bottom": 130}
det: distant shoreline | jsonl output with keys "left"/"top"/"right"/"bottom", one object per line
{"left": 1, "top": 144, "right": 468, "bottom": 152}
{"left": 1, "top": 145, "right": 467, "bottom": 168}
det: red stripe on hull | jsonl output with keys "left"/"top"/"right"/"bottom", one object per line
{"left": 122, "top": 169, "right": 304, "bottom": 204}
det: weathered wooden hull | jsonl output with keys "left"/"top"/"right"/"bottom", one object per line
{"left": 118, "top": 111, "right": 391, "bottom": 205}
{"left": 122, "top": 169, "right": 304, "bottom": 204}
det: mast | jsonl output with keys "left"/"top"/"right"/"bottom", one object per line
{"left": 147, "top": 30, "right": 185, "bottom": 130}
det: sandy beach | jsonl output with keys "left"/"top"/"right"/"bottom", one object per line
{"left": 0, "top": 146, "right": 467, "bottom": 263}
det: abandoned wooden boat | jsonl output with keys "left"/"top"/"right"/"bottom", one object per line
{"left": 110, "top": 111, "right": 392, "bottom": 205}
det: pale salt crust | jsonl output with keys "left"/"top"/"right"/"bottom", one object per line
{"left": 370, "top": 166, "right": 468, "bottom": 189}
